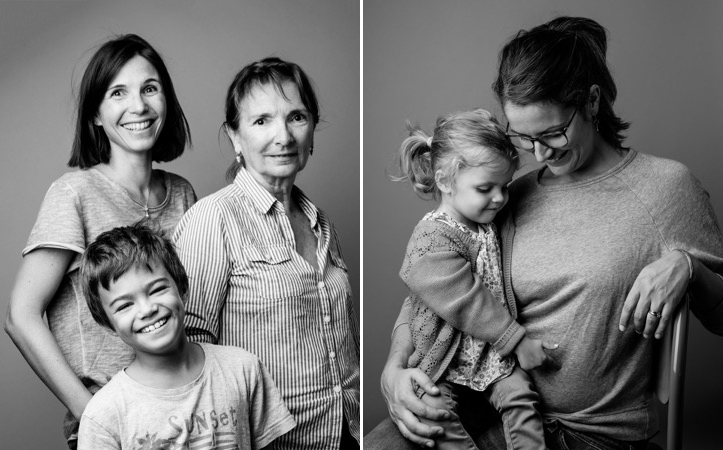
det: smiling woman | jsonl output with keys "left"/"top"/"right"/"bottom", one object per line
{"left": 93, "top": 55, "right": 167, "bottom": 157}
{"left": 4, "top": 34, "right": 195, "bottom": 449}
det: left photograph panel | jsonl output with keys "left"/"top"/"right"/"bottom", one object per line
{"left": 0, "top": 1, "right": 360, "bottom": 448}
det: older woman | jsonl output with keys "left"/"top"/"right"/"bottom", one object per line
{"left": 173, "top": 57, "right": 360, "bottom": 449}
{"left": 368, "top": 16, "right": 723, "bottom": 450}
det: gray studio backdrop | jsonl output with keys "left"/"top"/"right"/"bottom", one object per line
{"left": 363, "top": 0, "right": 723, "bottom": 448}
{"left": 0, "top": 1, "right": 359, "bottom": 448}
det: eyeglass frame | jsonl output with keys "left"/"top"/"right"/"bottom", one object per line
{"left": 505, "top": 108, "right": 578, "bottom": 151}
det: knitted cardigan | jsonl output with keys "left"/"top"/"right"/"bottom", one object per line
{"left": 400, "top": 219, "right": 525, "bottom": 390}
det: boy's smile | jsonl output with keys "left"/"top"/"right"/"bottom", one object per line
{"left": 99, "top": 262, "right": 185, "bottom": 357}
{"left": 139, "top": 318, "right": 168, "bottom": 334}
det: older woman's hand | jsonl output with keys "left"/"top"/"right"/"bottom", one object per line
{"left": 619, "top": 250, "right": 691, "bottom": 339}
{"left": 381, "top": 359, "right": 448, "bottom": 447}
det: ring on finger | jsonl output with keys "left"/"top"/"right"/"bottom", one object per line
{"left": 647, "top": 310, "right": 662, "bottom": 319}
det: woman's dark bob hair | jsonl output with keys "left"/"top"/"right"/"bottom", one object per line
{"left": 224, "top": 56, "right": 319, "bottom": 181}
{"left": 68, "top": 34, "right": 191, "bottom": 168}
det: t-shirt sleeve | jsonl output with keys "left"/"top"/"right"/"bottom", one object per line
{"left": 247, "top": 357, "right": 296, "bottom": 448}
{"left": 24, "top": 180, "right": 85, "bottom": 256}
{"left": 173, "top": 202, "right": 231, "bottom": 344}
{"left": 78, "top": 414, "right": 120, "bottom": 450}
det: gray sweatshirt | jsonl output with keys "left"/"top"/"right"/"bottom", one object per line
{"left": 499, "top": 150, "right": 723, "bottom": 440}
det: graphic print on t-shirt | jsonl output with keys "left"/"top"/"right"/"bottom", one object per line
{"left": 133, "top": 407, "right": 240, "bottom": 450}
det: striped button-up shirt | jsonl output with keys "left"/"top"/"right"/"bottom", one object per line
{"left": 173, "top": 167, "right": 359, "bottom": 449}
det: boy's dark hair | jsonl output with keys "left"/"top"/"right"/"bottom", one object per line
{"left": 69, "top": 34, "right": 191, "bottom": 168}
{"left": 80, "top": 223, "right": 189, "bottom": 330}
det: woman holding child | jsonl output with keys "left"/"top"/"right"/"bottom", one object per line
{"left": 173, "top": 57, "right": 360, "bottom": 449}
{"left": 368, "top": 16, "right": 723, "bottom": 450}
{"left": 5, "top": 34, "right": 195, "bottom": 449}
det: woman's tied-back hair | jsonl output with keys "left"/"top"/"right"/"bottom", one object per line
{"left": 69, "top": 34, "right": 191, "bottom": 168}
{"left": 224, "top": 56, "right": 320, "bottom": 182}
{"left": 80, "top": 223, "right": 189, "bottom": 331}
{"left": 492, "top": 16, "right": 630, "bottom": 150}
{"left": 394, "top": 108, "right": 519, "bottom": 199}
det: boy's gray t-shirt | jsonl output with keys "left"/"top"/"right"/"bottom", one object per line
{"left": 24, "top": 168, "right": 195, "bottom": 435}
{"left": 78, "top": 343, "right": 296, "bottom": 449}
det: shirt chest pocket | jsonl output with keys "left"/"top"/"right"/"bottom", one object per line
{"left": 238, "top": 244, "right": 308, "bottom": 299}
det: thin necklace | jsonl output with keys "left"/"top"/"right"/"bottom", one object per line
{"left": 125, "top": 185, "right": 152, "bottom": 218}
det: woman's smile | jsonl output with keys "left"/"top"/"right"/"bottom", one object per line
{"left": 545, "top": 149, "right": 570, "bottom": 165}
{"left": 121, "top": 119, "right": 156, "bottom": 132}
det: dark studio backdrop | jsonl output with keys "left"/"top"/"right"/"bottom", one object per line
{"left": 363, "top": 0, "right": 723, "bottom": 448}
{"left": 0, "top": 1, "right": 359, "bottom": 448}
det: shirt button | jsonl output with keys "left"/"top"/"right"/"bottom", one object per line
{"left": 318, "top": 281, "right": 325, "bottom": 289}
{"left": 323, "top": 315, "right": 331, "bottom": 323}
{"left": 333, "top": 385, "right": 342, "bottom": 393}
{"left": 329, "top": 351, "right": 336, "bottom": 359}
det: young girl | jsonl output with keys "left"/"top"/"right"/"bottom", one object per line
{"left": 5, "top": 34, "right": 195, "bottom": 449}
{"left": 395, "top": 108, "right": 552, "bottom": 450}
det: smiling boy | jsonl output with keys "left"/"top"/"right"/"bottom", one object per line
{"left": 77, "top": 224, "right": 295, "bottom": 449}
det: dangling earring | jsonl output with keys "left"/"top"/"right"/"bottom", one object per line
{"left": 310, "top": 145, "right": 314, "bottom": 155}
{"left": 592, "top": 115, "right": 600, "bottom": 132}
{"left": 235, "top": 152, "right": 241, "bottom": 163}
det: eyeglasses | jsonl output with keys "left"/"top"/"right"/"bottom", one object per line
{"left": 506, "top": 109, "right": 577, "bottom": 151}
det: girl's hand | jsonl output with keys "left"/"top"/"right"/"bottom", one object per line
{"left": 619, "top": 250, "right": 690, "bottom": 339}
{"left": 513, "top": 336, "right": 558, "bottom": 371}
{"left": 380, "top": 363, "right": 448, "bottom": 447}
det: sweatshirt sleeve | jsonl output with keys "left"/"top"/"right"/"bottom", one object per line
{"left": 401, "top": 221, "right": 524, "bottom": 356}
{"left": 645, "top": 162, "right": 723, "bottom": 334}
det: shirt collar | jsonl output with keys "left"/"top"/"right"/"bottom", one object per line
{"left": 234, "top": 167, "right": 319, "bottom": 227}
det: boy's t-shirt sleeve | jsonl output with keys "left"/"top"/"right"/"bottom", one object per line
{"left": 78, "top": 410, "right": 120, "bottom": 450}
{"left": 247, "top": 356, "right": 296, "bottom": 448}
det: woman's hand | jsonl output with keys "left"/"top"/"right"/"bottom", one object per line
{"left": 380, "top": 321, "right": 449, "bottom": 447}
{"left": 513, "top": 336, "right": 558, "bottom": 371}
{"left": 380, "top": 362, "right": 448, "bottom": 447}
{"left": 619, "top": 250, "right": 691, "bottom": 339}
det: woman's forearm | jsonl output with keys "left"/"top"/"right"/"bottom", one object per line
{"left": 5, "top": 249, "right": 93, "bottom": 420}
{"left": 6, "top": 307, "right": 92, "bottom": 419}
{"left": 688, "top": 254, "right": 723, "bottom": 310}
{"left": 386, "top": 323, "right": 414, "bottom": 371}
{"left": 688, "top": 255, "right": 723, "bottom": 334}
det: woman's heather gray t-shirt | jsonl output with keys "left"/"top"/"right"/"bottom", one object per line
{"left": 502, "top": 150, "right": 723, "bottom": 440}
{"left": 24, "top": 168, "right": 196, "bottom": 394}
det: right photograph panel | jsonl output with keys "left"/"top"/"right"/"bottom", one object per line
{"left": 363, "top": 1, "right": 723, "bottom": 449}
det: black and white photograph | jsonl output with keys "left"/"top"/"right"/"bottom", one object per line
{"left": 0, "top": 1, "right": 359, "bottom": 448}
{"left": 2, "top": 0, "right": 723, "bottom": 449}
{"left": 363, "top": 1, "right": 723, "bottom": 449}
